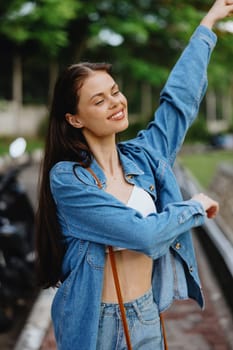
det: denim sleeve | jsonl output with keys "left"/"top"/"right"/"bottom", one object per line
{"left": 50, "top": 168, "right": 206, "bottom": 260}
{"left": 133, "top": 25, "right": 217, "bottom": 165}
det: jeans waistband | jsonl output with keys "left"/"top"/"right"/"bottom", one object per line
{"left": 100, "top": 287, "right": 153, "bottom": 313}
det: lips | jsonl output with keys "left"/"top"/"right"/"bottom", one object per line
{"left": 108, "top": 110, "right": 125, "bottom": 120}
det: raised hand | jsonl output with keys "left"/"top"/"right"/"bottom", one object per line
{"left": 201, "top": 0, "right": 233, "bottom": 29}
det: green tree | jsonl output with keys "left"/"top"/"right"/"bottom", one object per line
{"left": 0, "top": 0, "right": 80, "bottom": 104}
{"left": 1, "top": 0, "right": 233, "bottom": 131}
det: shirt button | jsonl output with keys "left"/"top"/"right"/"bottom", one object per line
{"left": 175, "top": 242, "right": 181, "bottom": 250}
{"left": 149, "top": 185, "right": 155, "bottom": 191}
{"left": 126, "top": 175, "right": 133, "bottom": 180}
{"left": 189, "top": 266, "right": 193, "bottom": 273}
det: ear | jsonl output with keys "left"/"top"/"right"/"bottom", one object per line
{"left": 65, "top": 113, "right": 83, "bottom": 129}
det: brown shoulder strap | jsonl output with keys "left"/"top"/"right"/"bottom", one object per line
{"left": 108, "top": 246, "right": 132, "bottom": 349}
{"left": 160, "top": 313, "right": 168, "bottom": 349}
{"left": 86, "top": 167, "right": 168, "bottom": 350}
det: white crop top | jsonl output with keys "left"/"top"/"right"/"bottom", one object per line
{"left": 106, "top": 185, "right": 156, "bottom": 252}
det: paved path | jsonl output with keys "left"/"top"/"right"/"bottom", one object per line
{"left": 165, "top": 236, "right": 233, "bottom": 350}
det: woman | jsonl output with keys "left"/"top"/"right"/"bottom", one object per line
{"left": 36, "top": 1, "right": 233, "bottom": 349}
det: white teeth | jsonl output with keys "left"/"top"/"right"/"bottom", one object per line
{"left": 110, "top": 111, "right": 123, "bottom": 120}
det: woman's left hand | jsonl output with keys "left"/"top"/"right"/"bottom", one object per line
{"left": 191, "top": 193, "right": 219, "bottom": 219}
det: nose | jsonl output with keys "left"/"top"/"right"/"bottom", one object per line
{"left": 108, "top": 95, "right": 119, "bottom": 109}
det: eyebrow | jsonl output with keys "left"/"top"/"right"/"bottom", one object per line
{"left": 89, "top": 83, "right": 118, "bottom": 101}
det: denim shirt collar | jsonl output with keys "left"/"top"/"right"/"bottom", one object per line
{"left": 89, "top": 146, "right": 144, "bottom": 188}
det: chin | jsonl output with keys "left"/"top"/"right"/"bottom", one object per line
{"left": 116, "top": 123, "right": 129, "bottom": 139}
{"left": 119, "top": 117, "right": 129, "bottom": 131}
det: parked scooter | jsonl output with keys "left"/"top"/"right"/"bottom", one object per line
{"left": 0, "top": 138, "right": 35, "bottom": 332}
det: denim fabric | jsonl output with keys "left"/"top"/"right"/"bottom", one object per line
{"left": 50, "top": 25, "right": 217, "bottom": 350}
{"left": 97, "top": 289, "right": 163, "bottom": 350}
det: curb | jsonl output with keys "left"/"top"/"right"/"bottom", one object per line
{"left": 14, "top": 289, "right": 56, "bottom": 350}
{"left": 0, "top": 147, "right": 51, "bottom": 350}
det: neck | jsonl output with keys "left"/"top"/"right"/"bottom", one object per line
{"left": 86, "top": 136, "right": 120, "bottom": 176}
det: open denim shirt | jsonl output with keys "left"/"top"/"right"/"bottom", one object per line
{"left": 50, "top": 25, "right": 217, "bottom": 350}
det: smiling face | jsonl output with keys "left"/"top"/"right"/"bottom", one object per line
{"left": 65, "top": 70, "right": 128, "bottom": 142}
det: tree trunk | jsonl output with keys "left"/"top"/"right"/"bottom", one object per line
{"left": 12, "top": 52, "right": 22, "bottom": 134}
{"left": 206, "top": 89, "right": 217, "bottom": 122}
{"left": 141, "top": 82, "right": 152, "bottom": 123}
{"left": 48, "top": 60, "right": 59, "bottom": 107}
{"left": 221, "top": 89, "right": 232, "bottom": 127}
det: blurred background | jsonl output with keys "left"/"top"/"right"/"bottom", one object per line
{"left": 0, "top": 0, "right": 233, "bottom": 144}
{"left": 0, "top": 0, "right": 233, "bottom": 181}
{"left": 0, "top": 1, "right": 233, "bottom": 349}
{"left": 1, "top": 0, "right": 233, "bottom": 192}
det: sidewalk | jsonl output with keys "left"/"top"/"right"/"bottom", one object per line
{"left": 38, "top": 237, "right": 233, "bottom": 350}
{"left": 164, "top": 235, "right": 233, "bottom": 350}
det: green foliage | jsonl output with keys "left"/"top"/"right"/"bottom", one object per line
{"left": 123, "top": 59, "right": 169, "bottom": 87}
{"left": 37, "top": 115, "right": 49, "bottom": 139}
{"left": 208, "top": 30, "right": 233, "bottom": 89}
{"left": 0, "top": 136, "right": 44, "bottom": 156}
{"left": 0, "top": 0, "right": 233, "bottom": 127}
{"left": 227, "top": 123, "right": 233, "bottom": 133}
{"left": 119, "top": 120, "right": 148, "bottom": 141}
{"left": 0, "top": 0, "right": 81, "bottom": 54}
{"left": 185, "top": 117, "right": 211, "bottom": 143}
{"left": 0, "top": 137, "right": 13, "bottom": 155}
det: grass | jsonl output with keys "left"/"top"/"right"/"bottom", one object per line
{"left": 178, "top": 149, "right": 233, "bottom": 189}
{"left": 0, "top": 137, "right": 44, "bottom": 157}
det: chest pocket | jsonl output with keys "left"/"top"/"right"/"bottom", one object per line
{"left": 87, "top": 243, "right": 105, "bottom": 270}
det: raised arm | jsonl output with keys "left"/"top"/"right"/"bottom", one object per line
{"left": 134, "top": 26, "right": 216, "bottom": 165}
{"left": 132, "top": 0, "right": 233, "bottom": 165}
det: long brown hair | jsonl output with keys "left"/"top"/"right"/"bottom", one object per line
{"left": 35, "top": 62, "right": 112, "bottom": 288}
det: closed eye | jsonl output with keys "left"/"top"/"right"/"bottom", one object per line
{"left": 95, "top": 99, "right": 104, "bottom": 105}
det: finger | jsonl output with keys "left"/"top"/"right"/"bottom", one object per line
{"left": 206, "top": 208, "right": 216, "bottom": 218}
{"left": 206, "top": 204, "right": 219, "bottom": 218}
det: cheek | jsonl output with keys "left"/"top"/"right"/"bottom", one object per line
{"left": 78, "top": 106, "right": 102, "bottom": 124}
{"left": 121, "top": 93, "right": 128, "bottom": 108}
{"left": 82, "top": 109, "right": 106, "bottom": 130}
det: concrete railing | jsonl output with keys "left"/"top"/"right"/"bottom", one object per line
{"left": 174, "top": 162, "right": 233, "bottom": 279}
{"left": 0, "top": 101, "right": 47, "bottom": 136}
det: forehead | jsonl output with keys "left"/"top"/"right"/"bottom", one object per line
{"left": 80, "top": 71, "right": 116, "bottom": 98}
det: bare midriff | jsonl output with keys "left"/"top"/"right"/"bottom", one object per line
{"left": 102, "top": 250, "right": 153, "bottom": 303}
{"left": 102, "top": 166, "right": 153, "bottom": 302}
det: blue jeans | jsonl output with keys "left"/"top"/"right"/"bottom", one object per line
{"left": 97, "top": 288, "right": 164, "bottom": 349}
